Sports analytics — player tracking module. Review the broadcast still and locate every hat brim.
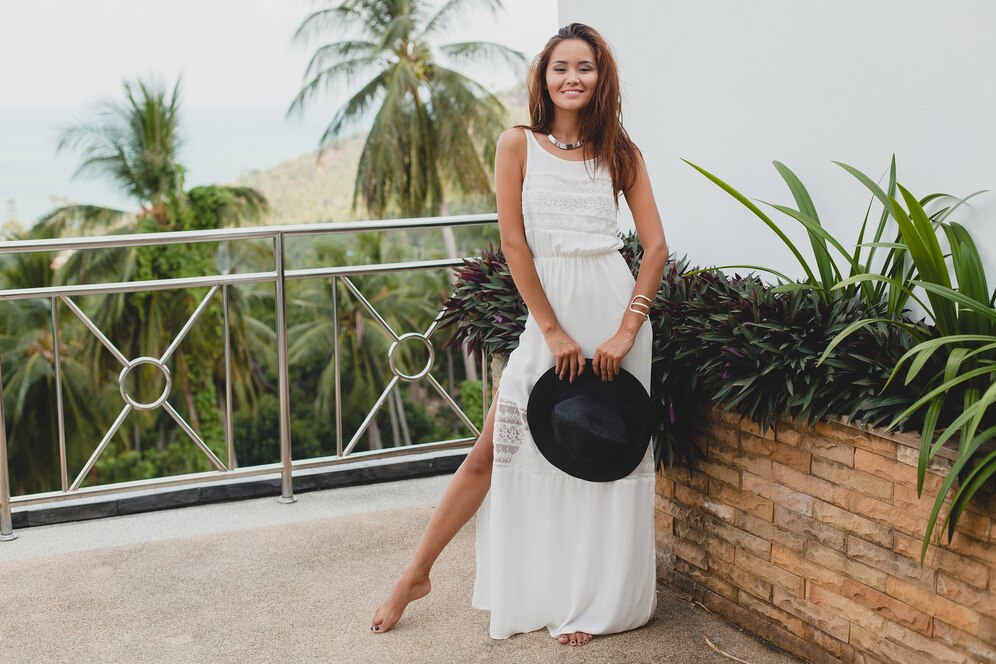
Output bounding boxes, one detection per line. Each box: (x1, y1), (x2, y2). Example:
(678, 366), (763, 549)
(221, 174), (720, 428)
(527, 359), (654, 482)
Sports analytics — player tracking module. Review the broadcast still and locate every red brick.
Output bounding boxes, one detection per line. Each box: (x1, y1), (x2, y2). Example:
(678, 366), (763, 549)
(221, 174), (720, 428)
(674, 556), (738, 603)
(886, 575), (982, 634)
(771, 461), (850, 509)
(675, 518), (734, 564)
(896, 442), (954, 475)
(711, 553), (772, 601)
(773, 504), (846, 550)
(743, 471), (814, 516)
(710, 478), (774, 521)
(702, 514), (771, 559)
(771, 543), (845, 587)
(882, 619), (970, 663)
(804, 540), (888, 591)
(812, 499), (893, 548)
(690, 571), (846, 664)
(949, 508), (992, 542)
(806, 583), (885, 632)
(892, 481), (950, 517)
(659, 496), (707, 530)
(846, 535), (935, 589)
(949, 531), (996, 568)
(848, 491), (929, 539)
(695, 458), (740, 487)
(893, 531), (989, 589)
(933, 618), (996, 663)
(854, 447), (923, 487)
(669, 465), (709, 493)
(740, 432), (812, 473)
(848, 623), (937, 664)
(656, 474), (675, 499)
(936, 571), (996, 619)
(738, 508), (808, 552)
(671, 535), (708, 570)
(812, 456), (894, 502)
(736, 589), (808, 638)
(816, 420), (898, 458)
(770, 585), (850, 641)
(674, 483), (707, 510)
(837, 577), (932, 635)
(654, 508), (673, 535)
(736, 546), (805, 596)
(777, 425), (855, 465)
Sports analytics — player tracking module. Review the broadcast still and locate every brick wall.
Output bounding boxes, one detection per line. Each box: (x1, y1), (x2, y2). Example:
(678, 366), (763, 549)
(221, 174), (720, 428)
(656, 405), (996, 664)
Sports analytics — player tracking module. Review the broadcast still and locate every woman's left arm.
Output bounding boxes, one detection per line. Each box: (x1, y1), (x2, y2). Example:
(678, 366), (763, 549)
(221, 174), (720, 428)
(593, 150), (670, 380)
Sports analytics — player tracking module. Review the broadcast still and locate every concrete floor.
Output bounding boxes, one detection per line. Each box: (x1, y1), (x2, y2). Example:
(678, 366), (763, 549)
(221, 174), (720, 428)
(0, 474), (801, 664)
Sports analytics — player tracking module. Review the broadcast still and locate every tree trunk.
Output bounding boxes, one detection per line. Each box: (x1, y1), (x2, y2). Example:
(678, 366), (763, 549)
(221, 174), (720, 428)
(182, 365), (203, 433)
(368, 416), (383, 450)
(387, 387), (400, 446)
(394, 387), (412, 446)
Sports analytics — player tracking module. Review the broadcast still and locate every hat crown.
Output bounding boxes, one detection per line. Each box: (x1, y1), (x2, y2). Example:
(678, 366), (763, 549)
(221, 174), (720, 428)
(526, 358), (654, 483)
(551, 394), (629, 462)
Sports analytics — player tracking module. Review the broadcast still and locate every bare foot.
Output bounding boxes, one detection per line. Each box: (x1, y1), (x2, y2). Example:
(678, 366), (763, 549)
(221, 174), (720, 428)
(557, 631), (593, 646)
(370, 569), (432, 633)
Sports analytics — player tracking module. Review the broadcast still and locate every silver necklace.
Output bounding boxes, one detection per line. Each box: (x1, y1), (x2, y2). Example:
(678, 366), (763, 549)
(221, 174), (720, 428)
(547, 132), (584, 150)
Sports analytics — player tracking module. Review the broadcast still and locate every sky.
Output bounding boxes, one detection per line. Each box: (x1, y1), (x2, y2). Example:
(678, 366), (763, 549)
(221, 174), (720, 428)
(0, 0), (557, 224)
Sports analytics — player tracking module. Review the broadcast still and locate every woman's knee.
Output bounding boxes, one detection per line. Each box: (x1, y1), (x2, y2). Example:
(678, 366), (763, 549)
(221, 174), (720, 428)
(465, 394), (498, 474)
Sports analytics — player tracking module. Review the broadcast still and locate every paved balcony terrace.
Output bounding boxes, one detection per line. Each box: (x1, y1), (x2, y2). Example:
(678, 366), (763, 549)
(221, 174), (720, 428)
(0, 465), (803, 664)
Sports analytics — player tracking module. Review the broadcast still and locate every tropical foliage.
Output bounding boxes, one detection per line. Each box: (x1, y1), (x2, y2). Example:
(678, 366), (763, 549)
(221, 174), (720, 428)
(289, 0), (526, 218)
(684, 157), (995, 561)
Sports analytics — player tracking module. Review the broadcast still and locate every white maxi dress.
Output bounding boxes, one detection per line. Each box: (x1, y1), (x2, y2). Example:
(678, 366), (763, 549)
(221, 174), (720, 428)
(471, 128), (658, 640)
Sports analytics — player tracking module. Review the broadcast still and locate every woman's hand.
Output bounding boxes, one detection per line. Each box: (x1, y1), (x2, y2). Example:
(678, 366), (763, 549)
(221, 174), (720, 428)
(593, 330), (636, 381)
(543, 327), (586, 383)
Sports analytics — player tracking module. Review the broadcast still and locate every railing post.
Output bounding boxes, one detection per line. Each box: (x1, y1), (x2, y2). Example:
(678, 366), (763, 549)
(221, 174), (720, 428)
(52, 296), (68, 491)
(223, 282), (236, 470)
(332, 276), (343, 458)
(275, 233), (296, 504)
(0, 349), (18, 541)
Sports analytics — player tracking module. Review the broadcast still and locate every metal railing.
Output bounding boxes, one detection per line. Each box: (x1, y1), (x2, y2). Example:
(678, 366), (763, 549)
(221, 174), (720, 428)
(0, 213), (499, 540)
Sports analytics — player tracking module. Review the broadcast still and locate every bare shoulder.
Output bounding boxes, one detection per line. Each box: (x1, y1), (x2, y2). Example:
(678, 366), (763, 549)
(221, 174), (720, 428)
(497, 127), (527, 155)
(496, 127), (527, 176)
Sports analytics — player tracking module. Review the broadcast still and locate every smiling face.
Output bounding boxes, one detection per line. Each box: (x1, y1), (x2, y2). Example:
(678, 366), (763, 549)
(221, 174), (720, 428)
(545, 38), (598, 112)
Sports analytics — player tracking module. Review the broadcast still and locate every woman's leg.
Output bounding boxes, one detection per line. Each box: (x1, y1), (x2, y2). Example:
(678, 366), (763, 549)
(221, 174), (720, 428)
(370, 390), (499, 633)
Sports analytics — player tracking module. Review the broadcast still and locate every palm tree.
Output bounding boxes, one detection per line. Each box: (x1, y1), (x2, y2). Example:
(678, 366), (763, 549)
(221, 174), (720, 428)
(288, 231), (457, 450)
(288, 0), (526, 382)
(0, 229), (109, 495)
(29, 77), (270, 475)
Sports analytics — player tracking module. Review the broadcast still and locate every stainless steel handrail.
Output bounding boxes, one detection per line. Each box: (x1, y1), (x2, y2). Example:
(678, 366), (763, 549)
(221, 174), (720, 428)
(0, 213), (499, 538)
(0, 214), (497, 254)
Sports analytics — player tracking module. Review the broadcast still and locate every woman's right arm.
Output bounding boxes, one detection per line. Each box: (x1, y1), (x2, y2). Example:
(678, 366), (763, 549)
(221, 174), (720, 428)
(494, 128), (586, 383)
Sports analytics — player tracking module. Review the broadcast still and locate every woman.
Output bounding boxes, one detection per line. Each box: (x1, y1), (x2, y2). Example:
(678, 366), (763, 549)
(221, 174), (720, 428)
(371, 22), (669, 648)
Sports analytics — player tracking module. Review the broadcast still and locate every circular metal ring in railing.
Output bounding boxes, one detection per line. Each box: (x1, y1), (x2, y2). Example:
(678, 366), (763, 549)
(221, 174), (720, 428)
(118, 356), (172, 411)
(388, 333), (434, 382)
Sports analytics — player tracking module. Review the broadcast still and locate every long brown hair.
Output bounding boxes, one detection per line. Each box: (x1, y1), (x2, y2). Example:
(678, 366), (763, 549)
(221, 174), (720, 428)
(515, 22), (640, 206)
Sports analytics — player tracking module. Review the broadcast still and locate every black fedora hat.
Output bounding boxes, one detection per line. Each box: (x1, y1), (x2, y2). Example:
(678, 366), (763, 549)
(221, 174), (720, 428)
(526, 358), (654, 482)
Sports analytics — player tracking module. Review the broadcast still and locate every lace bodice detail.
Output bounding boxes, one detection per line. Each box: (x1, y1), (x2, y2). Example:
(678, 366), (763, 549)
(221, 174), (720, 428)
(520, 128), (623, 257)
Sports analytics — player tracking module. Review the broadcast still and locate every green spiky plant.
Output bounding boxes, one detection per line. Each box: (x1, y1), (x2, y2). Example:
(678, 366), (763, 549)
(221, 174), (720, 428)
(685, 156), (995, 562)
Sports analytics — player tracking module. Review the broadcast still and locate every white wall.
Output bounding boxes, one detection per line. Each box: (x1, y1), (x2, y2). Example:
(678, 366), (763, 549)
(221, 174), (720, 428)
(559, 0), (996, 321)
